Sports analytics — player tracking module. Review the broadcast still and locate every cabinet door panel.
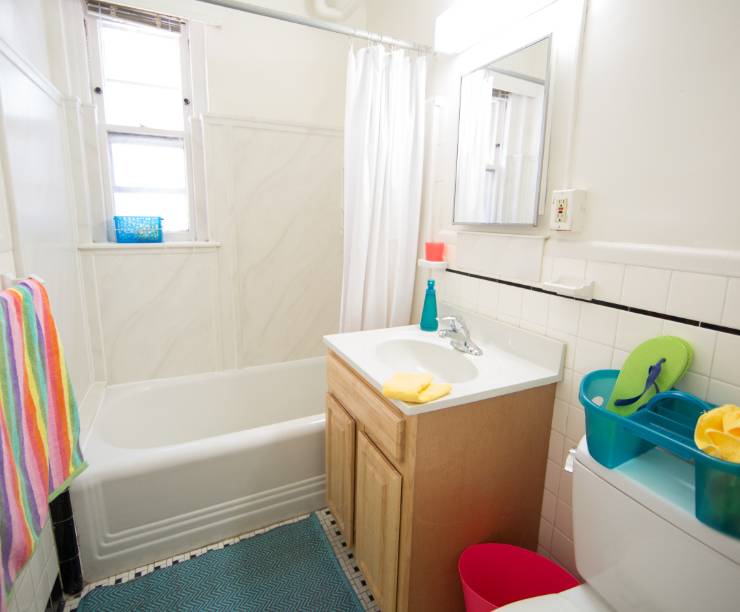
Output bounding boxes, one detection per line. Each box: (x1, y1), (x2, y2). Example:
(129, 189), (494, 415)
(326, 393), (356, 546)
(355, 432), (402, 612)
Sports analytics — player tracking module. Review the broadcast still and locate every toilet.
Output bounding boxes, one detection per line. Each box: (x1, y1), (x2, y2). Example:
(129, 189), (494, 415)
(501, 437), (740, 611)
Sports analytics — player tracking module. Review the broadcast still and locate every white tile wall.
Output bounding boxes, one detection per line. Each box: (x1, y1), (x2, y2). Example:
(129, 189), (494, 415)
(521, 291), (549, 334)
(722, 279), (740, 329)
(86, 249), (222, 385)
(552, 257), (586, 281)
(80, 117), (344, 386)
(454, 233), (546, 283)
(542, 256), (739, 329)
(584, 261), (624, 302)
(615, 311), (662, 352)
(438, 270), (740, 576)
(620, 266), (672, 313)
(578, 303), (618, 346)
(219, 122), (343, 369)
(667, 272), (727, 323)
(7, 521), (58, 612)
(711, 333), (740, 388)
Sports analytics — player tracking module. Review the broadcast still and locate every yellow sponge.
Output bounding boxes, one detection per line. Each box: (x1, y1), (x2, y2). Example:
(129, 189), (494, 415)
(382, 372), (451, 404)
(416, 383), (452, 403)
(382, 372), (433, 402)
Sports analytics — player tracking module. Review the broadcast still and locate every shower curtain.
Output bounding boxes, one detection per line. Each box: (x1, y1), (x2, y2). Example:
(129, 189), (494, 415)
(340, 45), (426, 332)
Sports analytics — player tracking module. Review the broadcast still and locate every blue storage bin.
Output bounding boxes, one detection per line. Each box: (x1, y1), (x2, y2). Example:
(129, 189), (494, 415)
(579, 369), (740, 538)
(579, 370), (653, 468)
(114, 216), (163, 243)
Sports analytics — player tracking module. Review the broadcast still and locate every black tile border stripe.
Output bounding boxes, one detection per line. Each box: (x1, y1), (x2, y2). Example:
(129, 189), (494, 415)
(446, 267), (740, 337)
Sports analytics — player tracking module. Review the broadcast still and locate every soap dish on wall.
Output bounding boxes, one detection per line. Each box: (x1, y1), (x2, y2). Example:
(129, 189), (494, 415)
(542, 276), (594, 300)
(417, 259), (448, 271)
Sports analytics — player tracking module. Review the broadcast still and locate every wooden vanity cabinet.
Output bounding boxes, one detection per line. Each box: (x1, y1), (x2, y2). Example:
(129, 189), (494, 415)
(325, 351), (556, 612)
(325, 394), (356, 546)
(354, 432), (403, 609)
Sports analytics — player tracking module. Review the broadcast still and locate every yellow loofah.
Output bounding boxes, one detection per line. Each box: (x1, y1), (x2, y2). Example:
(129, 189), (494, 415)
(694, 404), (740, 463)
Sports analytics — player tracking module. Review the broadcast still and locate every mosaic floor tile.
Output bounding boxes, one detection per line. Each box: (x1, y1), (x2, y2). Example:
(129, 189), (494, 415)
(64, 509), (379, 611)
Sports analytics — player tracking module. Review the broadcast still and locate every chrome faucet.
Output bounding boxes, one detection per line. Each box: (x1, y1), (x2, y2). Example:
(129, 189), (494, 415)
(437, 316), (483, 356)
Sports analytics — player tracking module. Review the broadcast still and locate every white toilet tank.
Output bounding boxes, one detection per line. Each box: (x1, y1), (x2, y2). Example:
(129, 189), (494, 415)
(573, 437), (740, 612)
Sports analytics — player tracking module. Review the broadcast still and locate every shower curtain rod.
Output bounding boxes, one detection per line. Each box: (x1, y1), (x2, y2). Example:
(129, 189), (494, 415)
(194, 0), (433, 53)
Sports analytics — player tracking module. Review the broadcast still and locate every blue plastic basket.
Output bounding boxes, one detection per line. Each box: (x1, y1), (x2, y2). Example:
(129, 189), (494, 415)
(579, 369), (740, 538)
(114, 216), (163, 243)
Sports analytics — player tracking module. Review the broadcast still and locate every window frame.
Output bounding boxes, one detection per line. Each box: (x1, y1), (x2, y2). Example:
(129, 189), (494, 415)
(85, 10), (199, 242)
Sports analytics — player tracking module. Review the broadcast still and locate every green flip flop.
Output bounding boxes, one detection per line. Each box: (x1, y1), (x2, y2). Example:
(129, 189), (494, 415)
(607, 335), (693, 416)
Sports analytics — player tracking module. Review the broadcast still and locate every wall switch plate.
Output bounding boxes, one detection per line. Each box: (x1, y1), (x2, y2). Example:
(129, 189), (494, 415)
(550, 189), (586, 231)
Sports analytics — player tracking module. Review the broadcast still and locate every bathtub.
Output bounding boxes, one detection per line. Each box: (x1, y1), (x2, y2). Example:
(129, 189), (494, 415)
(71, 357), (327, 582)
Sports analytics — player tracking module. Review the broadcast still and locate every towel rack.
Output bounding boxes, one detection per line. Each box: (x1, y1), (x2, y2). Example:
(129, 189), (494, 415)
(1, 272), (45, 290)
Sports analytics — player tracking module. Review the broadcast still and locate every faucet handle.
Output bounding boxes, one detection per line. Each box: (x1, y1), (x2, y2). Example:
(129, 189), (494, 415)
(437, 315), (465, 332)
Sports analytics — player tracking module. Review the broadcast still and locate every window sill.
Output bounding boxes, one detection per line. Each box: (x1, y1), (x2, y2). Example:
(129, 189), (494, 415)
(78, 241), (221, 253)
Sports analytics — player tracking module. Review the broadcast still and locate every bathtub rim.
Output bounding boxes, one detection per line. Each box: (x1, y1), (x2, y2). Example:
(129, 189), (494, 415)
(81, 355), (327, 452)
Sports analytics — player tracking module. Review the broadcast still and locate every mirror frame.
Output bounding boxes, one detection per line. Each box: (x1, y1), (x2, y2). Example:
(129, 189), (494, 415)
(452, 35), (553, 227)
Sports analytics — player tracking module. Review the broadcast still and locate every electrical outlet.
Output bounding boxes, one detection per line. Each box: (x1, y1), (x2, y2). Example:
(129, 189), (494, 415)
(550, 189), (586, 231)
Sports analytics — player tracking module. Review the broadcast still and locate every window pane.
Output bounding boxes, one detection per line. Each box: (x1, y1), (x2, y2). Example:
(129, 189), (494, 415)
(114, 192), (189, 233)
(100, 23), (182, 87)
(109, 134), (189, 233)
(104, 81), (184, 130)
(99, 21), (184, 129)
(109, 135), (187, 190)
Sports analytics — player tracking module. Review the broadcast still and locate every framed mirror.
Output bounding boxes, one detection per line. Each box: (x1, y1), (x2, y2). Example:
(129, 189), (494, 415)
(453, 36), (551, 226)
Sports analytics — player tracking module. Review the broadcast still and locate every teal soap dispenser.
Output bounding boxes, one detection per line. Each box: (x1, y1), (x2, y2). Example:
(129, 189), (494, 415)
(420, 279), (438, 331)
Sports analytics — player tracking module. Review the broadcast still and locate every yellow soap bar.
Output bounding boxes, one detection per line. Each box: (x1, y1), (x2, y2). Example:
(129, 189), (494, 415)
(382, 372), (433, 403)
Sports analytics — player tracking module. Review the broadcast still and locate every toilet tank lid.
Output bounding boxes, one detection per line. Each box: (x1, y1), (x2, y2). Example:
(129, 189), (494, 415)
(575, 437), (740, 565)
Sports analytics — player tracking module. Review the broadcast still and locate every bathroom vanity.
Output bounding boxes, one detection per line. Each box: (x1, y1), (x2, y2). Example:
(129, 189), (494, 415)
(324, 310), (564, 612)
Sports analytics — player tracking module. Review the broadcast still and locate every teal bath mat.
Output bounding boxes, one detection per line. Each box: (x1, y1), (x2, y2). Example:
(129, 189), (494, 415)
(77, 514), (363, 611)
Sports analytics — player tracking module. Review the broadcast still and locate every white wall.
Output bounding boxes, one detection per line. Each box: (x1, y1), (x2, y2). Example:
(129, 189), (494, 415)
(67, 0), (356, 384)
(125, 0), (364, 126)
(0, 0), (96, 608)
(427, 0), (740, 302)
(0, 0), (95, 410)
(0, 55), (93, 397)
(365, 0), (453, 47)
(422, 0), (740, 576)
(205, 117), (342, 370)
(570, 0), (740, 250)
(0, 1), (51, 79)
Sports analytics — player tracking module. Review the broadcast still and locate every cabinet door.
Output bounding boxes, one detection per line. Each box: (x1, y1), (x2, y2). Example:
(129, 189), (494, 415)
(355, 432), (402, 612)
(326, 393), (356, 546)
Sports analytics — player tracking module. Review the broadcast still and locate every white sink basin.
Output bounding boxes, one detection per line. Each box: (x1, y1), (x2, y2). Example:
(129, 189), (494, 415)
(375, 339), (478, 383)
(324, 306), (565, 415)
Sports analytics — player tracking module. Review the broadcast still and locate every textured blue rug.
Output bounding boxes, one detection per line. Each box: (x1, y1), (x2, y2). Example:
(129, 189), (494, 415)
(77, 514), (363, 611)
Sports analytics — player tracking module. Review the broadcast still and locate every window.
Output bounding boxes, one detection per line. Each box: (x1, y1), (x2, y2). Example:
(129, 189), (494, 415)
(86, 2), (197, 240)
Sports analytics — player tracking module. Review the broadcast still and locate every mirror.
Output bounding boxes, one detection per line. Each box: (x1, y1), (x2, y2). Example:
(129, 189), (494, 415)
(453, 37), (551, 226)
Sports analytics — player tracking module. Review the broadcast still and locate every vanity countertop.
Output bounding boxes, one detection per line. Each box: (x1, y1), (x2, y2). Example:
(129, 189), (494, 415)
(324, 306), (564, 416)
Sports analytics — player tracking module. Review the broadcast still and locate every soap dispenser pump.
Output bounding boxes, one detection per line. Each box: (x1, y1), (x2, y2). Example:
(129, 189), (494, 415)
(420, 279), (438, 332)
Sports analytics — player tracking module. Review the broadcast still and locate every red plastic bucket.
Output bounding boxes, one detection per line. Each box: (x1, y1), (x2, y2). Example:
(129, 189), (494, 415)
(458, 544), (580, 611)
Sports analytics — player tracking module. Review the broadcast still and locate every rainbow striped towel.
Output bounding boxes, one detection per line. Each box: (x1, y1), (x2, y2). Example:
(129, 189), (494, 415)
(0, 278), (86, 610)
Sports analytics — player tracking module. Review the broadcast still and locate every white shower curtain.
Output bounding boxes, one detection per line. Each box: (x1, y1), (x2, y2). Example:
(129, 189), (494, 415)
(340, 46), (426, 332)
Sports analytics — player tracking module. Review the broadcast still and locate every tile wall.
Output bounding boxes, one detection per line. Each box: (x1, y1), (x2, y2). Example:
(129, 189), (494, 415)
(78, 116), (343, 385)
(437, 264), (740, 576)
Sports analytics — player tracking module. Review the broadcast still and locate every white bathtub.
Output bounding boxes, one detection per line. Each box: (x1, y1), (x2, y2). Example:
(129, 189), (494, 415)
(71, 357), (327, 582)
